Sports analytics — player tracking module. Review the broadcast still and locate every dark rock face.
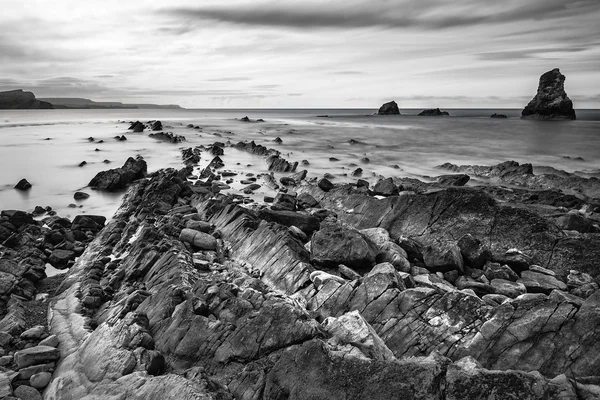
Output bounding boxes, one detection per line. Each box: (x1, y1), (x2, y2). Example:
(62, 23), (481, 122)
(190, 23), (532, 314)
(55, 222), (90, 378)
(0, 90), (53, 109)
(521, 68), (576, 120)
(88, 156), (147, 191)
(14, 179), (32, 191)
(310, 222), (378, 271)
(377, 101), (400, 115)
(418, 108), (449, 116)
(37, 167), (600, 399)
(490, 113), (508, 118)
(149, 132), (186, 143)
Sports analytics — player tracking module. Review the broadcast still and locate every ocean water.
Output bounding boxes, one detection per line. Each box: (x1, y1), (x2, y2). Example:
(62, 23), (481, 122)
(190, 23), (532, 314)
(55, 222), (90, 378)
(1, 108), (599, 220)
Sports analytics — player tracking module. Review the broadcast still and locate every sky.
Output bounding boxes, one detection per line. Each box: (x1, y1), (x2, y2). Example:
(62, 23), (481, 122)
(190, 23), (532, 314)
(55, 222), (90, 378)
(0, 0), (599, 108)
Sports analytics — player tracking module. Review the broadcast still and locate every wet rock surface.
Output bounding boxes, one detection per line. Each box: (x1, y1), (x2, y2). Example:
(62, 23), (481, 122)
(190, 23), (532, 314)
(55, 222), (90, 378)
(3, 144), (600, 398)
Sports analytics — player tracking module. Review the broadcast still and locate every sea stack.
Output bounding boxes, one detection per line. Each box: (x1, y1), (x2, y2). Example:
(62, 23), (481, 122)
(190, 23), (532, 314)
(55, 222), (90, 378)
(521, 68), (576, 120)
(378, 101), (400, 115)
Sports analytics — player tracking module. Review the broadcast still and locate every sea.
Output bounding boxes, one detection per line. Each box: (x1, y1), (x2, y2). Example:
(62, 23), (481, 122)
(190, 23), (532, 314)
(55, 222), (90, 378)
(1, 108), (599, 221)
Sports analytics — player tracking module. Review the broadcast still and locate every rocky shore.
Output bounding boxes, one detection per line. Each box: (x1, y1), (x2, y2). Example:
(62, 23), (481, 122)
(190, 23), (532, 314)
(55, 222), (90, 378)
(1, 136), (600, 399)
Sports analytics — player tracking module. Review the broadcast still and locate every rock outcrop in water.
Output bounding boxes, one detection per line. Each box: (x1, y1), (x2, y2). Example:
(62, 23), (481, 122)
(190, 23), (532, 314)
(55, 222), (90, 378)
(377, 101), (400, 115)
(88, 156), (147, 191)
(521, 68), (576, 120)
(418, 108), (449, 116)
(0, 90), (53, 109)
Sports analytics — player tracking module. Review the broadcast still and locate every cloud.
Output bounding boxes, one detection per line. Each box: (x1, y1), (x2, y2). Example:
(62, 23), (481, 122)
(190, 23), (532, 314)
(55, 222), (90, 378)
(163, 0), (600, 31)
(206, 77), (253, 82)
(477, 46), (589, 61)
(330, 71), (364, 75)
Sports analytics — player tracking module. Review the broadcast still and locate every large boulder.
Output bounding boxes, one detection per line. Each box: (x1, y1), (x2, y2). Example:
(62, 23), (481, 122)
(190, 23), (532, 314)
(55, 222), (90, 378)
(377, 101), (400, 115)
(418, 108), (449, 116)
(88, 156), (147, 191)
(14, 346), (60, 368)
(311, 222), (378, 271)
(521, 68), (576, 120)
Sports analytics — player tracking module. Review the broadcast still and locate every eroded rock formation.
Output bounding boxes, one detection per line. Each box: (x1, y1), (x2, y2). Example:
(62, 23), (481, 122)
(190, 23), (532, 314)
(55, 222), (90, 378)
(522, 68), (576, 120)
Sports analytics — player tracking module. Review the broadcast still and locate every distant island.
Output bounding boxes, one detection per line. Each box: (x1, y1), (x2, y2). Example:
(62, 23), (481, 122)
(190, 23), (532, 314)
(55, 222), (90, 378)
(40, 97), (183, 110)
(0, 89), (183, 110)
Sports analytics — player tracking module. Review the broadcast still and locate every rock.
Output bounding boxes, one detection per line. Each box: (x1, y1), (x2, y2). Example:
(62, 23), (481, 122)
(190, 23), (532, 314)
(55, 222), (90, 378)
(30, 371), (52, 389)
(423, 241), (464, 272)
(151, 121), (163, 131)
(338, 264), (361, 280)
(490, 113), (508, 118)
(322, 310), (396, 361)
(490, 279), (527, 298)
(549, 289), (584, 307)
(272, 192), (297, 212)
(20, 325), (45, 340)
(0, 89), (53, 109)
(48, 249), (75, 269)
(185, 220), (212, 233)
(13, 385), (42, 400)
(88, 156), (147, 191)
(318, 178), (335, 192)
(457, 234), (491, 269)
(377, 101), (400, 115)
(483, 262), (518, 282)
(529, 264), (556, 276)
(556, 212), (596, 233)
(372, 177), (398, 196)
(14, 345), (60, 368)
(518, 270), (568, 294)
(73, 191), (89, 200)
(179, 228), (217, 250)
(310, 222), (378, 271)
(129, 121), (145, 132)
(149, 132), (186, 143)
(38, 335), (58, 348)
(351, 168), (363, 177)
(418, 108), (449, 116)
(257, 209), (320, 235)
(297, 193), (319, 209)
(521, 68), (576, 120)
(14, 179), (32, 190)
(567, 270), (594, 288)
(437, 174), (470, 186)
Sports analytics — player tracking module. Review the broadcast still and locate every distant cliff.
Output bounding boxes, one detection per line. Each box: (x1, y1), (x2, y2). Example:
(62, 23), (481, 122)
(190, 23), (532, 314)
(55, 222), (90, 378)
(40, 97), (183, 110)
(0, 90), (53, 109)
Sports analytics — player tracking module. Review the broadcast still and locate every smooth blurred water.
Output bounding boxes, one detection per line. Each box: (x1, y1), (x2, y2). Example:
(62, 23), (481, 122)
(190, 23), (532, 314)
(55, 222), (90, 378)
(1, 108), (599, 219)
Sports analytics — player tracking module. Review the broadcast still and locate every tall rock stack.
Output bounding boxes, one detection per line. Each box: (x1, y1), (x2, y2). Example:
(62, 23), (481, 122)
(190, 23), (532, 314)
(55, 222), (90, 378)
(521, 68), (576, 120)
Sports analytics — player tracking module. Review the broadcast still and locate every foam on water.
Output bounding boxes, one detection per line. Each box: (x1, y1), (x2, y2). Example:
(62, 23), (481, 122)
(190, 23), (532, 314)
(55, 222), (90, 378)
(1, 108), (599, 221)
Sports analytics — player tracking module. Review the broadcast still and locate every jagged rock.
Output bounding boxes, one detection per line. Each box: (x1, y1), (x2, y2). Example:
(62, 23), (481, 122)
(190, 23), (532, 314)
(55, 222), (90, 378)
(272, 192), (297, 211)
(0, 89), (53, 109)
(129, 121), (145, 132)
(14, 346), (60, 368)
(266, 154), (297, 172)
(418, 108), (449, 116)
(310, 222), (378, 271)
(149, 132), (186, 143)
(14, 178), (32, 191)
(322, 310), (396, 361)
(39, 335), (59, 348)
(490, 113), (508, 118)
(297, 193), (319, 209)
(88, 156), (147, 191)
(151, 120), (163, 131)
(457, 234), (492, 269)
(372, 177), (398, 196)
(556, 212), (596, 233)
(567, 270), (594, 288)
(483, 262), (519, 282)
(423, 241), (464, 272)
(257, 209), (320, 235)
(490, 279), (527, 298)
(518, 270), (568, 294)
(437, 174), (470, 186)
(522, 68), (576, 120)
(338, 264), (361, 280)
(179, 228), (217, 250)
(377, 101), (400, 115)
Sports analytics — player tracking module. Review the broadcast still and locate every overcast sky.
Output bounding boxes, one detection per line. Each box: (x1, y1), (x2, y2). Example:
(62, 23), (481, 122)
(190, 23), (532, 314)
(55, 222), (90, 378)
(1, 0), (599, 108)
